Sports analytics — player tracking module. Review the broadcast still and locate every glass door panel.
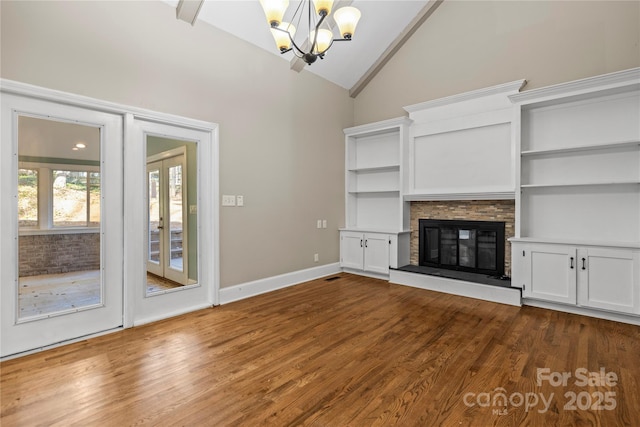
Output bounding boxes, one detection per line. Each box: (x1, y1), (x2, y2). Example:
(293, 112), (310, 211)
(147, 163), (163, 277)
(145, 141), (193, 293)
(18, 116), (102, 320)
(168, 163), (184, 274)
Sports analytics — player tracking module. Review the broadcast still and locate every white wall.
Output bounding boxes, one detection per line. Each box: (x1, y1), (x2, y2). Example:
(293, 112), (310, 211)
(0, 0), (354, 288)
(354, 0), (640, 124)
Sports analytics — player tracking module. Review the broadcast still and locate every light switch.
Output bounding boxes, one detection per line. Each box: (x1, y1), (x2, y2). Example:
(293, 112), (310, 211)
(322, 220), (327, 228)
(222, 195), (236, 206)
(317, 220), (322, 229)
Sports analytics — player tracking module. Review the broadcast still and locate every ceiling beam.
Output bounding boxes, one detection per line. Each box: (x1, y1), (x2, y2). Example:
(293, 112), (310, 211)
(176, 0), (204, 26)
(349, 0), (444, 98)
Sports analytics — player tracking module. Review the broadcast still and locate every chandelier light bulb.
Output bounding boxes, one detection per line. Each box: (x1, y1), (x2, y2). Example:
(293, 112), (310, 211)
(259, 0), (289, 27)
(270, 22), (296, 51)
(312, 0), (334, 16)
(334, 6), (361, 39)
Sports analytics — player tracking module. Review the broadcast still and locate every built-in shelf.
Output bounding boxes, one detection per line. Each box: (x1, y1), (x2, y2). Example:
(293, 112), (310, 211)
(521, 180), (640, 189)
(348, 190), (400, 195)
(348, 165), (400, 173)
(521, 139), (640, 156)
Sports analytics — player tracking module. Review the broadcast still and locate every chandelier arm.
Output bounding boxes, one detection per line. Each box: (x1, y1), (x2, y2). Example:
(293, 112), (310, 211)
(309, 11), (328, 54)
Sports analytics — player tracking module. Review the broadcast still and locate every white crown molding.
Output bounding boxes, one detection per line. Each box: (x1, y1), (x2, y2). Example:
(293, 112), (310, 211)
(344, 116), (412, 136)
(404, 79), (527, 114)
(509, 67), (640, 105)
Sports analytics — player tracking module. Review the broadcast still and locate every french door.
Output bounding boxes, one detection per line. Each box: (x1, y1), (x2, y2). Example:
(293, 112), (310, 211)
(126, 117), (216, 326)
(1, 93), (123, 358)
(1, 80), (219, 357)
(147, 152), (189, 285)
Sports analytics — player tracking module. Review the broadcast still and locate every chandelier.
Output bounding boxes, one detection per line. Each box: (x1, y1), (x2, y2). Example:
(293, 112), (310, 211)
(259, 0), (362, 65)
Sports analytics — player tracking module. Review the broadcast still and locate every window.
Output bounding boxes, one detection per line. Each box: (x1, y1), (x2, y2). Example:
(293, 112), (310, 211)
(18, 165), (100, 231)
(52, 170), (101, 227)
(18, 168), (38, 228)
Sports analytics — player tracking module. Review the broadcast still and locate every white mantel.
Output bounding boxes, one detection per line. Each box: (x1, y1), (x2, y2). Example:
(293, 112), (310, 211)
(403, 79), (526, 201)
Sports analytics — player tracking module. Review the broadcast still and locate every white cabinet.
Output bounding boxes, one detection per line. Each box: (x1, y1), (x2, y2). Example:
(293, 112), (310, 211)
(512, 241), (640, 315)
(514, 243), (577, 305)
(578, 247), (640, 314)
(340, 231), (390, 276)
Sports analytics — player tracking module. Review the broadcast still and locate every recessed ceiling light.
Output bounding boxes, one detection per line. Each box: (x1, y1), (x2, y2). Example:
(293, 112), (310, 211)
(75, 143), (86, 149)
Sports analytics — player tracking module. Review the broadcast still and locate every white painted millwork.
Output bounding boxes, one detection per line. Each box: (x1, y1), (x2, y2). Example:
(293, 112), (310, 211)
(510, 67), (640, 319)
(340, 231), (392, 276)
(341, 117), (411, 278)
(513, 241), (640, 315)
(578, 247), (640, 315)
(404, 79), (526, 201)
(513, 243), (577, 305)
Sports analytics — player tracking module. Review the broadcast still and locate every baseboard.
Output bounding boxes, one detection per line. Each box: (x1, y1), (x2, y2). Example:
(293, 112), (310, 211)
(219, 262), (342, 305)
(133, 302), (213, 327)
(389, 269), (522, 307)
(523, 299), (640, 326)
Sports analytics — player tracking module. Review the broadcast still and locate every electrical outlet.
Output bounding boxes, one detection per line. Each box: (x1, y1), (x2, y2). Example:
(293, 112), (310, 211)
(314, 253), (319, 262)
(236, 195), (244, 206)
(317, 220), (322, 229)
(322, 220), (327, 228)
(189, 205), (197, 214)
(222, 195), (236, 206)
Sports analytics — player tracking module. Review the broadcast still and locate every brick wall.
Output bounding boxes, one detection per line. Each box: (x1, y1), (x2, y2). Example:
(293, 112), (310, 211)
(19, 233), (100, 277)
(410, 200), (515, 276)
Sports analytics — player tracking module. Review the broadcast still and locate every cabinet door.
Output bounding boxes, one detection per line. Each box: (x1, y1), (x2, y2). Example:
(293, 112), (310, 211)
(363, 233), (390, 275)
(527, 244), (577, 304)
(577, 248), (640, 314)
(511, 243), (529, 290)
(340, 231), (364, 270)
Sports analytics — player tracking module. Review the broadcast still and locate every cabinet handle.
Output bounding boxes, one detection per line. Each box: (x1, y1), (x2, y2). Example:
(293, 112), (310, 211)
(570, 257), (574, 269)
(365, 239), (368, 248)
(582, 258), (586, 270)
(360, 239), (363, 248)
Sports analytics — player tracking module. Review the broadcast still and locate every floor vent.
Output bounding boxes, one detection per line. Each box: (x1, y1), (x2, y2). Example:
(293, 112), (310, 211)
(325, 276), (341, 282)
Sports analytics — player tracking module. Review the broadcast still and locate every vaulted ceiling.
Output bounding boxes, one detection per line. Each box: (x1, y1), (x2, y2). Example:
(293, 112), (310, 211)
(165, 0), (442, 97)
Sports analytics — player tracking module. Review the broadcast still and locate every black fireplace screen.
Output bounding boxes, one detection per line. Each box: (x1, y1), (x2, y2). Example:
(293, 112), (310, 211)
(419, 219), (505, 276)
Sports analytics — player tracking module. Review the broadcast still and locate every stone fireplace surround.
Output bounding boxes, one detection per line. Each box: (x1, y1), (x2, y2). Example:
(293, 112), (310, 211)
(410, 200), (515, 277)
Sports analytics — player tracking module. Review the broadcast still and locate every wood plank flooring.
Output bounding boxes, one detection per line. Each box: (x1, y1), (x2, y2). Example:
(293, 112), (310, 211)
(2, 273), (639, 426)
(18, 271), (183, 318)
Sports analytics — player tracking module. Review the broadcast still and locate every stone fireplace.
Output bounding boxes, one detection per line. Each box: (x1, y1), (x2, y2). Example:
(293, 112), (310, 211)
(410, 200), (515, 277)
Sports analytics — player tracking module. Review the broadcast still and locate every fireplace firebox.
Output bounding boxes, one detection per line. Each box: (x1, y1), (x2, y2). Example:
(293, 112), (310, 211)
(419, 219), (505, 277)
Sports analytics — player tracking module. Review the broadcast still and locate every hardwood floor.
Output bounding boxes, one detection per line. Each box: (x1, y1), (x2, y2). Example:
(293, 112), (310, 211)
(18, 270), (101, 318)
(18, 271), (184, 318)
(2, 273), (639, 426)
